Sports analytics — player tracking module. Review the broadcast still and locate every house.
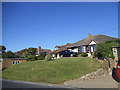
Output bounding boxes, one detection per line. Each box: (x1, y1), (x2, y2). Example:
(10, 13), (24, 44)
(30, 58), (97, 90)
(2, 58), (27, 70)
(36, 46), (52, 56)
(54, 34), (118, 58)
(52, 43), (74, 58)
(54, 43), (73, 53)
(67, 34), (118, 57)
(15, 46), (52, 57)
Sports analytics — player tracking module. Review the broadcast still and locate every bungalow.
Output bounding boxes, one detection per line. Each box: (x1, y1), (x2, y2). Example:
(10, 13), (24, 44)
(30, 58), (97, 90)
(53, 43), (74, 58)
(54, 34), (118, 58)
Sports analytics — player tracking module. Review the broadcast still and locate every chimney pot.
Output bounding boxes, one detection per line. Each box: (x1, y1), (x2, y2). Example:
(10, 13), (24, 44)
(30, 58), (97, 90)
(88, 33), (92, 37)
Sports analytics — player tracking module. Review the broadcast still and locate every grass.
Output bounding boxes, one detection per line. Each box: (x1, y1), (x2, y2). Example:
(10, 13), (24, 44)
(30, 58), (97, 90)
(2, 57), (100, 84)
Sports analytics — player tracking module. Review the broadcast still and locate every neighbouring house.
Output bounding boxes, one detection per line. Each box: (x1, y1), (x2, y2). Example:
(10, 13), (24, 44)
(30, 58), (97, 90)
(54, 34), (119, 58)
(52, 43), (75, 58)
(54, 43), (73, 52)
(15, 46), (52, 57)
(36, 46), (52, 56)
(2, 58), (27, 70)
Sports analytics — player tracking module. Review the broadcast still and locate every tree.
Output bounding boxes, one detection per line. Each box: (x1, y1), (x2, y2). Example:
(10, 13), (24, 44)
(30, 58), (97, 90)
(21, 52), (31, 58)
(27, 48), (36, 55)
(26, 55), (36, 61)
(15, 49), (27, 58)
(15, 48), (36, 58)
(94, 39), (120, 59)
(2, 51), (15, 58)
(0, 45), (6, 52)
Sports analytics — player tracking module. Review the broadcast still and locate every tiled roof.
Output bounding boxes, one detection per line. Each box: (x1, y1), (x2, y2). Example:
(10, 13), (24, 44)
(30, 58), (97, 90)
(67, 34), (118, 48)
(53, 43), (73, 53)
(42, 49), (52, 53)
(55, 43), (72, 48)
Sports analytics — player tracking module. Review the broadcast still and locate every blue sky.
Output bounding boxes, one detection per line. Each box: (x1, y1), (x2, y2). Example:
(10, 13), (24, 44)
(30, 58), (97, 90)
(2, 2), (118, 52)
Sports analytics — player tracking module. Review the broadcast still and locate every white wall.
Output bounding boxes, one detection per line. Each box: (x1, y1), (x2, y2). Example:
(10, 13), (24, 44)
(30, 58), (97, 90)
(89, 41), (97, 45)
(68, 48), (78, 52)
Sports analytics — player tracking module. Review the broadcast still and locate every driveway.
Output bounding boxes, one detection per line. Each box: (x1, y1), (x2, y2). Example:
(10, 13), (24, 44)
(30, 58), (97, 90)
(64, 75), (118, 88)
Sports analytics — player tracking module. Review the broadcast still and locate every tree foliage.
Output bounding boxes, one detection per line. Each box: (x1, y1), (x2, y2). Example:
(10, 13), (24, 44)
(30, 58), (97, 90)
(26, 55), (36, 61)
(26, 48), (36, 55)
(36, 53), (46, 60)
(0, 45), (6, 52)
(94, 39), (120, 59)
(16, 48), (36, 58)
(2, 51), (15, 58)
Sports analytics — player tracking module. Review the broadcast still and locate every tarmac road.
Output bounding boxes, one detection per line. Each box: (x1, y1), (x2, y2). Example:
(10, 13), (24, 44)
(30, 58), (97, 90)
(1, 79), (82, 90)
(1, 78), (119, 90)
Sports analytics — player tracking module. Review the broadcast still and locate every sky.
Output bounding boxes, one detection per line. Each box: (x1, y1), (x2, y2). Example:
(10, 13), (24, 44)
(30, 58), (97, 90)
(2, 2), (118, 52)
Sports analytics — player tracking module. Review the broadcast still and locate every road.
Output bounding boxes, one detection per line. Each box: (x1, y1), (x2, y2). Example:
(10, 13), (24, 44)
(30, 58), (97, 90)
(1, 79), (82, 90)
(1, 76), (119, 90)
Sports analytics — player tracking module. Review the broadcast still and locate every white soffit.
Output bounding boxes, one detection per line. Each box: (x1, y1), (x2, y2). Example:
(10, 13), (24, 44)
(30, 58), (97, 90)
(89, 41), (97, 45)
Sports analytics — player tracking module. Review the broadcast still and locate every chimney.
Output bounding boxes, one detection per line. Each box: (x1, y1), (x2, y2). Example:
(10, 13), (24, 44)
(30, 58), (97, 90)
(88, 33), (92, 37)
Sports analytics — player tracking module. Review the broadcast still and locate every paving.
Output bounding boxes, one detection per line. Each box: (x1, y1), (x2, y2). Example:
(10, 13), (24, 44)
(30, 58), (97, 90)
(64, 75), (119, 88)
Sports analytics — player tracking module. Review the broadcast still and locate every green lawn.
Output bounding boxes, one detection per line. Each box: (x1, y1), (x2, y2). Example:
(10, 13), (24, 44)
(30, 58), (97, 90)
(2, 57), (100, 84)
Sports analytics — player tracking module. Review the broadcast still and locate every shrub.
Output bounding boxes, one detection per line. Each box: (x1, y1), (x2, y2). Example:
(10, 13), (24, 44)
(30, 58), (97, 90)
(45, 54), (53, 61)
(77, 54), (81, 57)
(94, 39), (120, 59)
(81, 52), (88, 57)
(36, 55), (45, 60)
(35, 52), (46, 60)
(26, 55), (36, 61)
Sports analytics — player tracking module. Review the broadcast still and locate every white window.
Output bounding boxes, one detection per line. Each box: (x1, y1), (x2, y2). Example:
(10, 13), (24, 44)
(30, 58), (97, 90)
(82, 46), (86, 52)
(91, 46), (94, 52)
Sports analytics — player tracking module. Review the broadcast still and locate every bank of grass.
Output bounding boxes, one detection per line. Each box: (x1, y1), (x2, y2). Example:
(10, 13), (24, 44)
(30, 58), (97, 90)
(2, 57), (100, 84)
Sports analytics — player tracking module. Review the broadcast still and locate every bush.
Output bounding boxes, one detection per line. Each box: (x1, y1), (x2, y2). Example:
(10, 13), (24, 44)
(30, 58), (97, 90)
(2, 51), (15, 58)
(77, 54), (81, 57)
(45, 54), (53, 61)
(94, 39), (120, 59)
(26, 55), (36, 61)
(36, 55), (45, 60)
(35, 53), (46, 60)
(81, 52), (88, 57)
